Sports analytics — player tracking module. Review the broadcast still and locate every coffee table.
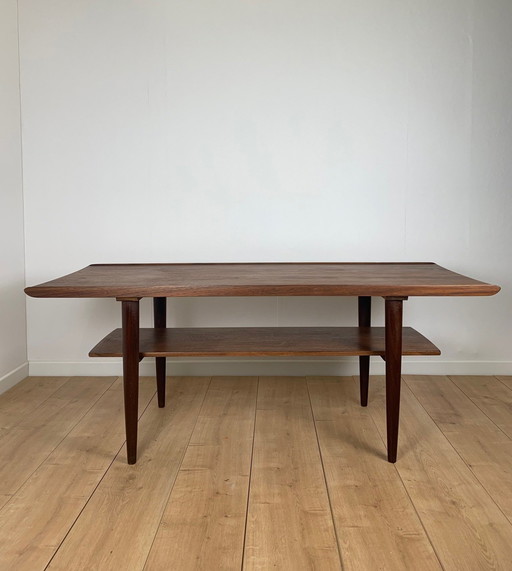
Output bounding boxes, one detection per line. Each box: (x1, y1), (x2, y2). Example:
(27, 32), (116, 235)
(25, 263), (500, 464)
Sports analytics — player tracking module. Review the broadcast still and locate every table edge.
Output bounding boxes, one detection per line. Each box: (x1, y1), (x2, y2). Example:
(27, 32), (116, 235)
(25, 283), (501, 298)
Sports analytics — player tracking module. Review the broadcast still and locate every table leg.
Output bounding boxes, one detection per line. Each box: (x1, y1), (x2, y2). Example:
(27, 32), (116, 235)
(385, 297), (405, 463)
(153, 297), (167, 408)
(122, 299), (140, 464)
(358, 296), (371, 406)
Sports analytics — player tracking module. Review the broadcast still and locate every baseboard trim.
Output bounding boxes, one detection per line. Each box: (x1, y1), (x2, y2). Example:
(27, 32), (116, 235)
(28, 358), (512, 377)
(0, 362), (30, 395)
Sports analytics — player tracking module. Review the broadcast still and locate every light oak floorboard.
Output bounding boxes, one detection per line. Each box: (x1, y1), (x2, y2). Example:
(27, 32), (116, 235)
(243, 377), (341, 570)
(450, 375), (512, 438)
(0, 495), (11, 511)
(0, 377), (156, 571)
(2, 375), (512, 570)
(308, 376), (441, 570)
(0, 377), (116, 497)
(369, 375), (512, 570)
(144, 377), (258, 571)
(0, 376), (70, 429)
(46, 377), (210, 571)
(497, 376), (512, 390)
(405, 375), (512, 522)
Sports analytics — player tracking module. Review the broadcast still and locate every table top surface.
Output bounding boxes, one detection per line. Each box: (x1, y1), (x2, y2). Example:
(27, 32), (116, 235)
(25, 262), (500, 298)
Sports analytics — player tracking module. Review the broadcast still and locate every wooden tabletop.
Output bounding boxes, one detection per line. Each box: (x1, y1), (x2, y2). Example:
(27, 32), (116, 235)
(24, 263), (500, 298)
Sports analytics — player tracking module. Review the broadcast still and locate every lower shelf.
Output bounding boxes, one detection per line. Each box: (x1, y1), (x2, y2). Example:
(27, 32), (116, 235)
(89, 327), (440, 358)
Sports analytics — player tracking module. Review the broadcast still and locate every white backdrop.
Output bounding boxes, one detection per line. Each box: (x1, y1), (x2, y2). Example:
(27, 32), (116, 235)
(0, 0), (27, 390)
(18, 0), (512, 376)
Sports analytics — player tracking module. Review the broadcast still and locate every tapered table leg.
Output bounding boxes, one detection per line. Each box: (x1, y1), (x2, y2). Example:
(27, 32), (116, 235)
(121, 299), (140, 464)
(153, 297), (167, 408)
(358, 296), (371, 406)
(385, 297), (405, 463)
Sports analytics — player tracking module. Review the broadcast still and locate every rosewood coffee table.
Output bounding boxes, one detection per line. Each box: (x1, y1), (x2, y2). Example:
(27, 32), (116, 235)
(25, 262), (500, 464)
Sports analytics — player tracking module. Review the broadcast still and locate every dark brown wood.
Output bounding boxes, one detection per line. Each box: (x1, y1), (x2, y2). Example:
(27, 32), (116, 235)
(122, 300), (140, 465)
(89, 326), (439, 358)
(153, 297), (167, 408)
(358, 296), (371, 406)
(385, 298), (404, 463)
(24, 262), (500, 466)
(24, 262), (501, 298)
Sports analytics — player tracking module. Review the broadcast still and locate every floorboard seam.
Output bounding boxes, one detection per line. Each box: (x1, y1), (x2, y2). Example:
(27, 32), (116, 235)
(495, 376), (512, 393)
(240, 377), (260, 571)
(406, 377), (512, 528)
(43, 383), (157, 571)
(140, 376), (213, 571)
(367, 376), (446, 571)
(306, 376), (345, 571)
(447, 375), (512, 440)
(0, 376), (72, 431)
(0, 376), (118, 515)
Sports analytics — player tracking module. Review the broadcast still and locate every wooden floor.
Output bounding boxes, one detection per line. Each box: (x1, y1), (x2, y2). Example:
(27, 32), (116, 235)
(1, 375), (512, 570)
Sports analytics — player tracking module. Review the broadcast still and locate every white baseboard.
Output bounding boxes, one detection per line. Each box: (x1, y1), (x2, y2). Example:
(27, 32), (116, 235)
(0, 362), (30, 395)
(28, 358), (512, 377)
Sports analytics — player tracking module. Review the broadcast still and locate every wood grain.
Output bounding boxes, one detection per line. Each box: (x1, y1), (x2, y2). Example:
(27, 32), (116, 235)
(308, 376), (441, 570)
(243, 377), (341, 570)
(0, 377), (116, 497)
(405, 375), (512, 522)
(0, 495), (10, 512)
(145, 377), (257, 570)
(369, 375), (512, 570)
(46, 377), (210, 571)
(450, 375), (512, 438)
(24, 262), (500, 298)
(0, 377), (156, 571)
(2, 375), (512, 569)
(0, 376), (70, 429)
(497, 376), (512, 390)
(89, 326), (441, 358)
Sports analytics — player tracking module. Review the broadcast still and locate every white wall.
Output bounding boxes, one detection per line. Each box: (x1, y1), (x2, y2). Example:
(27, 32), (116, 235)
(0, 0), (28, 390)
(19, 0), (512, 376)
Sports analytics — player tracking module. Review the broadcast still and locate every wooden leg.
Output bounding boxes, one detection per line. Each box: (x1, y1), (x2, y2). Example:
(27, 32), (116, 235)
(153, 297), (167, 408)
(385, 297), (404, 463)
(122, 299), (140, 465)
(358, 296), (371, 406)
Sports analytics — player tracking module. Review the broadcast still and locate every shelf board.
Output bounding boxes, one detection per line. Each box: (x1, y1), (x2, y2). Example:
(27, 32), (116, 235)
(89, 327), (440, 358)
